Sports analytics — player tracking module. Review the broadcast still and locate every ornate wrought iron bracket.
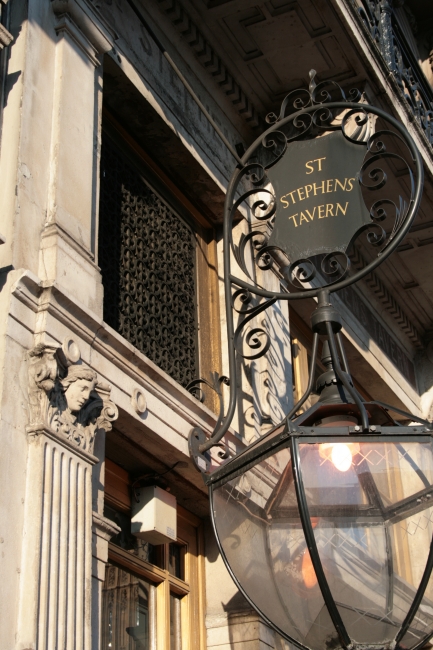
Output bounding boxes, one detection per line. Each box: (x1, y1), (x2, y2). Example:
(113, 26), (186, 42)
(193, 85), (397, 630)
(188, 71), (424, 469)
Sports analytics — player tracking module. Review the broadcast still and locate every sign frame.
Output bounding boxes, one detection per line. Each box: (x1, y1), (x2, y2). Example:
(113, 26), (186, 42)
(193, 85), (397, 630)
(190, 74), (423, 452)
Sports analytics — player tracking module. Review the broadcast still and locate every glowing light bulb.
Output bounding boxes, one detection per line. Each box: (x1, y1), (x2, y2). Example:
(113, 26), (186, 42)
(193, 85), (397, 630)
(302, 551), (317, 588)
(318, 442), (359, 472)
(331, 444), (353, 472)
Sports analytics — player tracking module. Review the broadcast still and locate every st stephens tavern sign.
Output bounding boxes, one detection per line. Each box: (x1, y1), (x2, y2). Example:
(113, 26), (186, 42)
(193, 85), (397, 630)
(267, 131), (371, 260)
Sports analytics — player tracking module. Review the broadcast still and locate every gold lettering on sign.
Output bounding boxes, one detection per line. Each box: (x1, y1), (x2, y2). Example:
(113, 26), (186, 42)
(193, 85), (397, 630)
(280, 153), (356, 228)
(305, 158), (326, 174)
(288, 202), (350, 226)
(313, 181), (325, 196)
(280, 177), (356, 207)
(336, 202), (349, 215)
(335, 178), (347, 191)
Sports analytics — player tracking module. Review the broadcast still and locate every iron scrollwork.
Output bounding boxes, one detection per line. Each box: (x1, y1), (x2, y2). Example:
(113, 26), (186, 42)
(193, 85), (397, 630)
(187, 373), (231, 466)
(230, 75), (420, 297)
(187, 372), (230, 434)
(99, 136), (198, 388)
(189, 71), (423, 460)
(355, 0), (433, 147)
(218, 75), (421, 421)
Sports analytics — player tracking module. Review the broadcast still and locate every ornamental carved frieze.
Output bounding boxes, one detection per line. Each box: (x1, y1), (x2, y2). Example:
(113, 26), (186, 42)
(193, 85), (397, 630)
(27, 339), (118, 454)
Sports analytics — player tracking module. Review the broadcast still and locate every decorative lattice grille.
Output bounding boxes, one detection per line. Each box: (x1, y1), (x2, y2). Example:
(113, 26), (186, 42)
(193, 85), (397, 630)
(98, 135), (198, 387)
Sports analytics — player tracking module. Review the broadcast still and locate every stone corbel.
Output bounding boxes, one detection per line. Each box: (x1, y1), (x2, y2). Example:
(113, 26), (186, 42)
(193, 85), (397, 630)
(51, 0), (117, 59)
(27, 337), (118, 455)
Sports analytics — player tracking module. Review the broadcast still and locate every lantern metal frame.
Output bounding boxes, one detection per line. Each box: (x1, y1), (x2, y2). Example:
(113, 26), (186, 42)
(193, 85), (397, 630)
(205, 403), (433, 650)
(187, 72), (431, 650)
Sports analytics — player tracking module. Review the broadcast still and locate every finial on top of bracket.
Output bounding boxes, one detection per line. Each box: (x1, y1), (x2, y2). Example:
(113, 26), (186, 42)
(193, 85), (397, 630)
(309, 69), (317, 93)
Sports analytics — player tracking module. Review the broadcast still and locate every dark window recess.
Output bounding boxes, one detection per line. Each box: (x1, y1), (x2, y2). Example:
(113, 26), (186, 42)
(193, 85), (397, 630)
(99, 136), (198, 387)
(104, 504), (161, 567)
(168, 543), (184, 580)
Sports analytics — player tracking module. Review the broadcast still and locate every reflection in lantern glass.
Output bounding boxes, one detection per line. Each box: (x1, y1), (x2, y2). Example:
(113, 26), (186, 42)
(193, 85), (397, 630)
(212, 440), (433, 649)
(301, 550), (318, 588)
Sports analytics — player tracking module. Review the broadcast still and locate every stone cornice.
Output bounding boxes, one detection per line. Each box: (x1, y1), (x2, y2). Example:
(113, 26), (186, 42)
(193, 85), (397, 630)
(349, 246), (423, 350)
(11, 271), (224, 440)
(51, 0), (117, 54)
(41, 221), (97, 265)
(156, 0), (261, 128)
(54, 13), (101, 66)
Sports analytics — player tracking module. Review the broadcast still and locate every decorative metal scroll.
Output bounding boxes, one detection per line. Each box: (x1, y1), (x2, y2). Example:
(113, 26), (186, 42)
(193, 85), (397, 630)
(231, 73), (422, 297)
(187, 372), (230, 435)
(355, 0), (433, 147)
(191, 71), (423, 455)
(99, 136), (198, 388)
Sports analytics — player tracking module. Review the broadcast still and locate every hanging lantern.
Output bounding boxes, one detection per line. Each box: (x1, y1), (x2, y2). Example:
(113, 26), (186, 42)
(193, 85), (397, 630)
(206, 396), (433, 650)
(195, 297), (433, 650)
(187, 72), (429, 650)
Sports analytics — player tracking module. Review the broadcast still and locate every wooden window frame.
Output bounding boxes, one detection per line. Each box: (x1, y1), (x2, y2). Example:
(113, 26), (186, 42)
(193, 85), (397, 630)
(104, 459), (206, 650)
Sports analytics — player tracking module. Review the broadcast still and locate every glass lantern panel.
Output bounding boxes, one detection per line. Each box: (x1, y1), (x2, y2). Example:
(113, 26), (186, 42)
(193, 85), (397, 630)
(398, 629), (433, 650)
(393, 508), (433, 650)
(212, 447), (340, 650)
(300, 440), (433, 646)
(398, 615), (433, 650)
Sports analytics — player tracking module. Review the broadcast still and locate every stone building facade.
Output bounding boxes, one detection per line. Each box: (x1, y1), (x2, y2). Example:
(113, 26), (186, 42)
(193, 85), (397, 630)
(1, 0), (433, 649)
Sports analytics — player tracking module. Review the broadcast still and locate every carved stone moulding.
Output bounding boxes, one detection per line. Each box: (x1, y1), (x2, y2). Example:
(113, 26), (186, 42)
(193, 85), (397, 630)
(26, 424), (100, 465)
(131, 387), (147, 415)
(51, 0), (117, 55)
(27, 337), (118, 456)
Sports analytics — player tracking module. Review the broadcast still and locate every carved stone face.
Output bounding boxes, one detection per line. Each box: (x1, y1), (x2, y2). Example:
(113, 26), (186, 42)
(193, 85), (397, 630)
(65, 378), (94, 412)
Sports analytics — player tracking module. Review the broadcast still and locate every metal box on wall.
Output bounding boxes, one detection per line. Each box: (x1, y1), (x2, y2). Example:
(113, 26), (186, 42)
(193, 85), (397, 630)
(131, 485), (177, 544)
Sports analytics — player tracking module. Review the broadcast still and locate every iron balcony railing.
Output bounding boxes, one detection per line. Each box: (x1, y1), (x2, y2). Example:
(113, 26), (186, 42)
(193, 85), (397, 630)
(354, 0), (433, 147)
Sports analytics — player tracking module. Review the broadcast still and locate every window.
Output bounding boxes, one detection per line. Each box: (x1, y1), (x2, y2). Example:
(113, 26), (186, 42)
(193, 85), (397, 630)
(97, 112), (222, 394)
(102, 564), (156, 650)
(102, 460), (205, 650)
(98, 132), (197, 387)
